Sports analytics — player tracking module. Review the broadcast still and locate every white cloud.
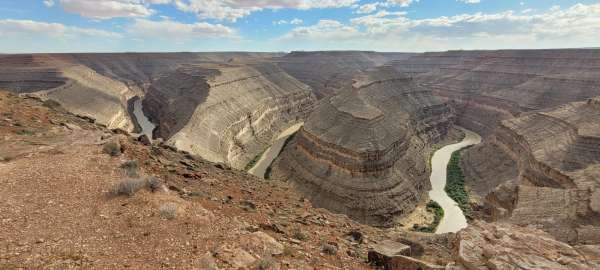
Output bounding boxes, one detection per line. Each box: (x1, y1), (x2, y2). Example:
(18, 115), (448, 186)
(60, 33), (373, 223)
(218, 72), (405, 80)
(0, 19), (121, 38)
(173, 0), (357, 22)
(385, 0), (416, 7)
(127, 18), (236, 39)
(457, 0), (480, 4)
(277, 3), (600, 51)
(356, 3), (378, 14)
(274, 18), (304, 25)
(56, 0), (170, 19)
(279, 19), (362, 41)
(43, 0), (55, 7)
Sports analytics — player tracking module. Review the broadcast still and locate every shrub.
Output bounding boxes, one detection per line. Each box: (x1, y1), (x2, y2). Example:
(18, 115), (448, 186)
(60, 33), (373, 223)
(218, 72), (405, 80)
(321, 243), (337, 255)
(113, 178), (146, 196)
(445, 150), (471, 215)
(103, 142), (121, 156)
(292, 229), (308, 241)
(146, 176), (161, 192)
(257, 256), (273, 270)
(159, 203), (178, 220)
(120, 160), (139, 177)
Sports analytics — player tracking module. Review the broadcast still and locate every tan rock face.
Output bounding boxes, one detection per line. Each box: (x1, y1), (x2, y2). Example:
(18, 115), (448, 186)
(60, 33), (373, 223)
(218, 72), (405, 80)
(275, 66), (454, 227)
(455, 221), (599, 270)
(275, 51), (414, 99)
(390, 49), (600, 244)
(145, 62), (316, 169)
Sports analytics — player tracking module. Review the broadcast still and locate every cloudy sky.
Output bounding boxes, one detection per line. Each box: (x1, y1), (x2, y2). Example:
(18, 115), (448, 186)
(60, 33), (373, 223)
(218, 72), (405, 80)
(1, 0), (599, 52)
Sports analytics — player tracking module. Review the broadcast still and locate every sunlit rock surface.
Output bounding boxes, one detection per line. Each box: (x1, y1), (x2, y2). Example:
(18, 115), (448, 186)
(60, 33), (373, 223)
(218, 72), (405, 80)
(146, 62), (316, 169)
(274, 66), (454, 227)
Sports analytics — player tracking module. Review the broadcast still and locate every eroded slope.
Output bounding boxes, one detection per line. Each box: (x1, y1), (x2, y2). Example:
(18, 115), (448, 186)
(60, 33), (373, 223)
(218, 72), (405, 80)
(144, 62), (316, 169)
(273, 66), (454, 227)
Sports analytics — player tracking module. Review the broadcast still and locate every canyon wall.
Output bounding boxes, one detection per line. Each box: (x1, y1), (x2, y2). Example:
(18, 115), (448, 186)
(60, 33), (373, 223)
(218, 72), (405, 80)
(0, 53), (313, 170)
(487, 98), (600, 244)
(0, 54), (135, 130)
(275, 51), (414, 99)
(145, 62), (316, 169)
(273, 66), (454, 227)
(391, 49), (600, 243)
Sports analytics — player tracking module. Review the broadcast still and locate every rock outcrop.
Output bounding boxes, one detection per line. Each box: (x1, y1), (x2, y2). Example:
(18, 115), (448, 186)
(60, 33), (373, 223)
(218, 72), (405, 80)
(0, 54), (135, 130)
(487, 98), (600, 244)
(274, 66), (454, 227)
(453, 221), (599, 270)
(145, 62), (316, 169)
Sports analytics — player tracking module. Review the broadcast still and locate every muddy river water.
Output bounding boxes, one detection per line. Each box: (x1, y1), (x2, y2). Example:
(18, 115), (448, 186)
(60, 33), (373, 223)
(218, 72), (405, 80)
(132, 98), (156, 140)
(249, 123), (304, 178)
(429, 127), (482, 234)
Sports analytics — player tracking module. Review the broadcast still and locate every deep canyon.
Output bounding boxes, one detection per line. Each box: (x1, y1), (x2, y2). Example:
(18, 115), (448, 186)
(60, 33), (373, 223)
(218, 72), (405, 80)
(1, 50), (600, 269)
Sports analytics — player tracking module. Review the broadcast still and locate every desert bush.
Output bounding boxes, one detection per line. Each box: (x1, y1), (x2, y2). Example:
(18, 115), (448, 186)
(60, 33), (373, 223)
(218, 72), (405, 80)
(159, 203), (177, 220)
(321, 243), (337, 255)
(445, 150), (471, 215)
(413, 201), (445, 233)
(103, 142), (121, 156)
(257, 256), (273, 270)
(146, 176), (161, 192)
(113, 178), (146, 196)
(120, 160), (139, 177)
(292, 229), (308, 241)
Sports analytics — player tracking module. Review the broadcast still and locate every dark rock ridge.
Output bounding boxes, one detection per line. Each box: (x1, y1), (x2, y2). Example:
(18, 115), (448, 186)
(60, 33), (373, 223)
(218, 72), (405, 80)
(274, 66), (454, 227)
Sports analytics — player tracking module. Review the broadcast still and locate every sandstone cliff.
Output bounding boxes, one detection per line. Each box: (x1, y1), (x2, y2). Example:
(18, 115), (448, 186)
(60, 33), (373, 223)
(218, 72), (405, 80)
(0, 54), (135, 130)
(274, 66), (454, 227)
(144, 62), (316, 169)
(389, 49), (600, 245)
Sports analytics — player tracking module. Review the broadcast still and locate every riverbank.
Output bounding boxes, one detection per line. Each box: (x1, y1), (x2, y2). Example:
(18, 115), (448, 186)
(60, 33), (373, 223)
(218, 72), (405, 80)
(248, 123), (303, 178)
(446, 148), (472, 218)
(428, 127), (481, 234)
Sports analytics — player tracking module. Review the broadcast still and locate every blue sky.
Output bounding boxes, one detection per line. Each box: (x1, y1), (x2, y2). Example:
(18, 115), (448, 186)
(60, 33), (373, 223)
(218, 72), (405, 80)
(0, 0), (599, 52)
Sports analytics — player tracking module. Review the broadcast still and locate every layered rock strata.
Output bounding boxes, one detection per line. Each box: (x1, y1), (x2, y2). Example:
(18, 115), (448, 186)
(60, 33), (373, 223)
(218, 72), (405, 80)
(0, 54), (135, 130)
(487, 98), (600, 244)
(393, 49), (600, 137)
(391, 49), (600, 244)
(145, 62), (316, 169)
(274, 67), (454, 227)
(275, 51), (414, 99)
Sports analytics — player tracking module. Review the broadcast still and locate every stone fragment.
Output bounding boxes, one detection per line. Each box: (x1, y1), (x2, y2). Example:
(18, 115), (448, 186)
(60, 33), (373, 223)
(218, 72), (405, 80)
(368, 240), (410, 267)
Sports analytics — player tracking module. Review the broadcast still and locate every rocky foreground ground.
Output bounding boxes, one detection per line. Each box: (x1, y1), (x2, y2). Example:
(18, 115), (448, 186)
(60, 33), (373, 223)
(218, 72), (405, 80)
(1, 92), (599, 269)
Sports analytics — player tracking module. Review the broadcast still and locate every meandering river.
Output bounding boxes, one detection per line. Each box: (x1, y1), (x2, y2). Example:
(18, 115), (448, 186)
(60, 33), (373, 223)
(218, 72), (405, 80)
(429, 127), (482, 234)
(132, 98), (156, 140)
(249, 123), (304, 178)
